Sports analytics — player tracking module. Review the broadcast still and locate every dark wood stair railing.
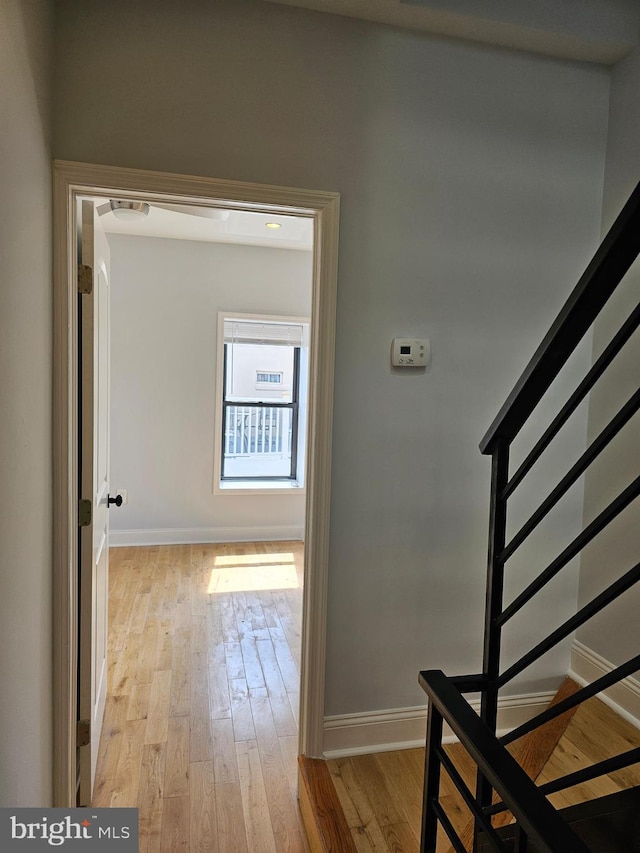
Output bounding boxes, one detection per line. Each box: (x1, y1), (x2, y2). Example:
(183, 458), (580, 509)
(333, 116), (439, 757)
(451, 677), (582, 852)
(420, 671), (591, 853)
(420, 180), (640, 853)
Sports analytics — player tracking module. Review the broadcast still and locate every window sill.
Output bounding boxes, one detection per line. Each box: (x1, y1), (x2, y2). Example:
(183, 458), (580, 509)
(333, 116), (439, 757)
(216, 479), (305, 496)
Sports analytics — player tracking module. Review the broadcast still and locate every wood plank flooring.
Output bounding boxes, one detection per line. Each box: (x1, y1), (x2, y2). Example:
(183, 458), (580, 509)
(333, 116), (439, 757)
(328, 697), (640, 852)
(93, 541), (310, 852)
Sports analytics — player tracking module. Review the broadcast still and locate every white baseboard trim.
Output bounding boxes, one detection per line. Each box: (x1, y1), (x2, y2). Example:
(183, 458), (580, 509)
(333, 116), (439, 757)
(109, 525), (305, 547)
(569, 640), (640, 731)
(322, 690), (556, 759)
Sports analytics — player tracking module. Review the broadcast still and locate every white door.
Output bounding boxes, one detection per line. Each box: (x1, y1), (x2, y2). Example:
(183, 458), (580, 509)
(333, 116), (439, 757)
(78, 200), (111, 805)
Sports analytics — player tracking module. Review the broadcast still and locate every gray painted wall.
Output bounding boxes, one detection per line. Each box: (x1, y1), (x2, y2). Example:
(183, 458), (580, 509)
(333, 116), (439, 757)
(0, 0), (53, 807)
(53, 0), (610, 715)
(419, 0), (639, 41)
(108, 234), (311, 537)
(577, 47), (640, 664)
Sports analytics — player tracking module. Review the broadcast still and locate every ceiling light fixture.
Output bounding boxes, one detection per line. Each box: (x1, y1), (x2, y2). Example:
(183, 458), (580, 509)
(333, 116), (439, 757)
(265, 222), (281, 229)
(110, 200), (150, 221)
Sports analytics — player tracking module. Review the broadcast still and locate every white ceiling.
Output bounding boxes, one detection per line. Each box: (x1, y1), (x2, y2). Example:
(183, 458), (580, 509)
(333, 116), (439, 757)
(97, 199), (313, 252)
(262, 0), (640, 64)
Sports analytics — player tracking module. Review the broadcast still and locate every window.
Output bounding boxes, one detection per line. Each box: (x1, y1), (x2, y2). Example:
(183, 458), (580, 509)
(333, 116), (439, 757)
(256, 371), (283, 385)
(217, 315), (309, 486)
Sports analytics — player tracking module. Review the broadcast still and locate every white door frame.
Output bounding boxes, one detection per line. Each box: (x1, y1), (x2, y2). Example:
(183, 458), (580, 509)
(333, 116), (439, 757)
(52, 160), (339, 806)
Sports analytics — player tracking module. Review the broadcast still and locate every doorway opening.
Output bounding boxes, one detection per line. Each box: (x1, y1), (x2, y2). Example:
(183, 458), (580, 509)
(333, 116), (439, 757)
(53, 161), (339, 809)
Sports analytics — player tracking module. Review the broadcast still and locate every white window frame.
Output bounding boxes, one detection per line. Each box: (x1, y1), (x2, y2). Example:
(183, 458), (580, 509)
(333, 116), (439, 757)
(213, 311), (311, 494)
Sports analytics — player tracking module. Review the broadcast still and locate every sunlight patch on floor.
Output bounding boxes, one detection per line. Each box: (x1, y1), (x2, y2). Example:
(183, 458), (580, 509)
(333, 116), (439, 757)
(208, 551), (299, 593)
(213, 551), (295, 567)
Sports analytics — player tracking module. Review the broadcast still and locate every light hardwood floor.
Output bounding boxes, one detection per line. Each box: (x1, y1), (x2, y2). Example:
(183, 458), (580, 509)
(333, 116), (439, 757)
(328, 697), (640, 852)
(93, 541), (310, 852)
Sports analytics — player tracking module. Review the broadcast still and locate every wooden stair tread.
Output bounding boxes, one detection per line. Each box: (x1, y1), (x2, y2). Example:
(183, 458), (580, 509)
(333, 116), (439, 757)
(510, 676), (583, 775)
(324, 690), (640, 852)
(299, 756), (358, 853)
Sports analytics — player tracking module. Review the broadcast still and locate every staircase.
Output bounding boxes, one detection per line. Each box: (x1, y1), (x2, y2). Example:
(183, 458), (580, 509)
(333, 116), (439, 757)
(477, 788), (640, 853)
(419, 182), (640, 853)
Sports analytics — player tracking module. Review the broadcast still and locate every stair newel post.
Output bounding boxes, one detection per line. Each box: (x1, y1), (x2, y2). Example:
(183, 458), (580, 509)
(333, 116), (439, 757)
(420, 700), (444, 853)
(475, 438), (510, 851)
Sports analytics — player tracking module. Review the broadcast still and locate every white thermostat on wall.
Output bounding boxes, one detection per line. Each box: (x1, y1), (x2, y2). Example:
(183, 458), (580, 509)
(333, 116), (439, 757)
(391, 337), (430, 368)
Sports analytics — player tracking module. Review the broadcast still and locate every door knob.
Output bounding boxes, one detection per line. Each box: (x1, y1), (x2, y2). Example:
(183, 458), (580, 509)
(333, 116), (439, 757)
(107, 494), (123, 507)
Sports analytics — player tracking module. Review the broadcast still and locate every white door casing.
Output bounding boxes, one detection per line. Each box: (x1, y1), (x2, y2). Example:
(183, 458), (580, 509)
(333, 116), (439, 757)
(52, 161), (339, 806)
(78, 200), (110, 805)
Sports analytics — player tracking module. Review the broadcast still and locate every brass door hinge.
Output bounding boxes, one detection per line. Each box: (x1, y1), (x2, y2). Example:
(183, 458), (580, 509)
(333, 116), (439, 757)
(78, 264), (93, 294)
(78, 499), (92, 527)
(77, 719), (90, 748)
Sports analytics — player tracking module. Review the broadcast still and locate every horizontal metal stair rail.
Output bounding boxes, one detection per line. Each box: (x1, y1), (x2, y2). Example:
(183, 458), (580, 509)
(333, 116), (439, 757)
(500, 650), (640, 747)
(479, 181), (640, 456)
(420, 181), (640, 853)
(484, 746), (640, 818)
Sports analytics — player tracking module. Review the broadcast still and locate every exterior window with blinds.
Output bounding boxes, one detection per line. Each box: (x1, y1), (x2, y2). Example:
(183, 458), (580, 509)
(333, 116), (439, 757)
(221, 317), (305, 481)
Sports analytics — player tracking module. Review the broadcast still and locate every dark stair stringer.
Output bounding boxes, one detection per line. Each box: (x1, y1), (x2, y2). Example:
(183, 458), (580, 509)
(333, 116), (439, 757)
(477, 786), (640, 853)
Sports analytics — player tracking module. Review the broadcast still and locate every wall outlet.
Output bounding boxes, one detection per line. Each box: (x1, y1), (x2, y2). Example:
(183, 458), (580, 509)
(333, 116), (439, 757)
(116, 489), (128, 505)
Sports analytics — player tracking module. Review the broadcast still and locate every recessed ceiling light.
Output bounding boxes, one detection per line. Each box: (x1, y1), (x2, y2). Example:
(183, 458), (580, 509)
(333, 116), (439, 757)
(265, 222), (281, 229)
